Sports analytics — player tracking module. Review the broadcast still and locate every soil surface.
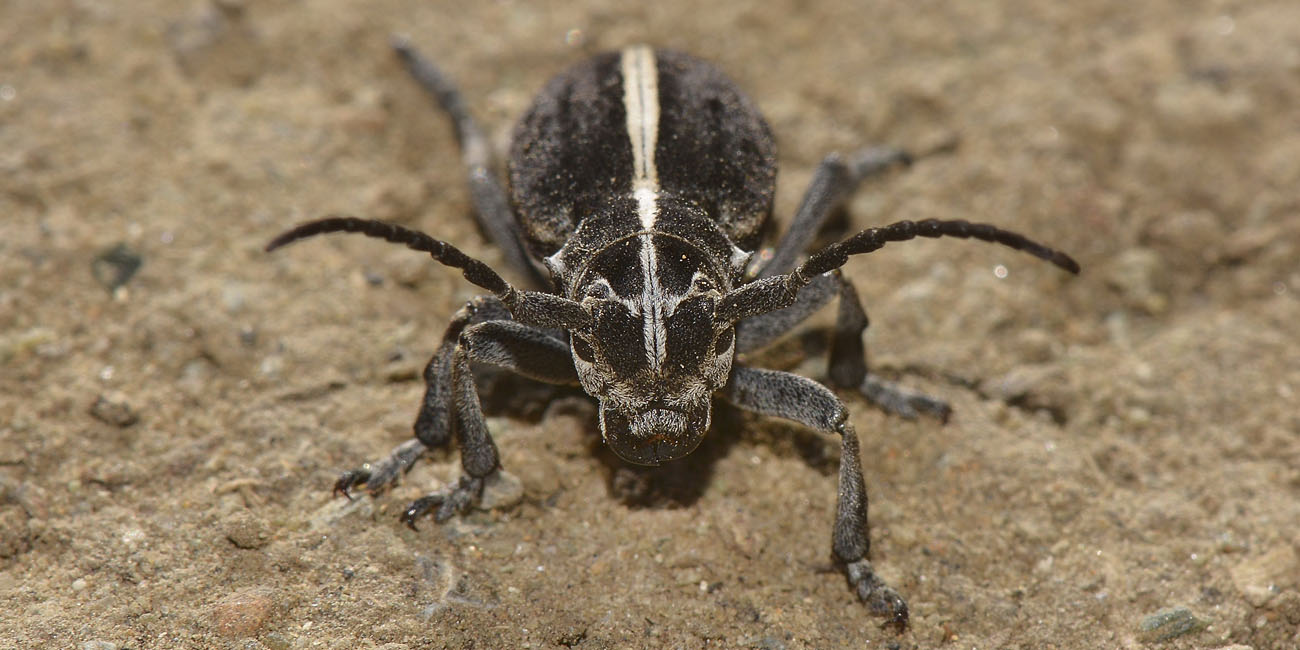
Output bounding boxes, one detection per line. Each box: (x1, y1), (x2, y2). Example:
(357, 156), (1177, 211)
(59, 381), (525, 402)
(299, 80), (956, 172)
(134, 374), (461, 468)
(3, 1), (1298, 648)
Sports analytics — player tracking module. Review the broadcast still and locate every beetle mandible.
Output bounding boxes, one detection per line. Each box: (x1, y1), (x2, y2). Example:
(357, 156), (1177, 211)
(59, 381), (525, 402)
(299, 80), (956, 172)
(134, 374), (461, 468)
(266, 40), (1080, 630)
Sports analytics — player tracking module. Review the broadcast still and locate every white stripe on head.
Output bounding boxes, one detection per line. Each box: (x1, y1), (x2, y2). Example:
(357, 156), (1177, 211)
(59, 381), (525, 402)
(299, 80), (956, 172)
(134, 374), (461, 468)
(622, 46), (668, 370)
(638, 234), (667, 369)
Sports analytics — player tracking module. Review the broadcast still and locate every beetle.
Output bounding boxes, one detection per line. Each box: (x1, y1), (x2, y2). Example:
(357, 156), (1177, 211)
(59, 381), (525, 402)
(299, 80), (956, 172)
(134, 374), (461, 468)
(266, 40), (1079, 630)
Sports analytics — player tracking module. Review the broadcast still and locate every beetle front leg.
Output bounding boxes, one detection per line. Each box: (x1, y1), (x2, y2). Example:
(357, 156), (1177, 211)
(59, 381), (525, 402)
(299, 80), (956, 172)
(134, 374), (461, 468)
(334, 296), (513, 499)
(333, 438), (428, 501)
(722, 365), (909, 631)
(401, 342), (497, 526)
(401, 319), (578, 527)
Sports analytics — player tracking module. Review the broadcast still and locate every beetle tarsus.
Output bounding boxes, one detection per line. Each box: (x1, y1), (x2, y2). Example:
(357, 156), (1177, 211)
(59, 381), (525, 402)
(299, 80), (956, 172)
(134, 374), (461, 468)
(333, 438), (428, 500)
(333, 468), (370, 501)
(844, 558), (910, 632)
(858, 374), (953, 423)
(399, 475), (487, 529)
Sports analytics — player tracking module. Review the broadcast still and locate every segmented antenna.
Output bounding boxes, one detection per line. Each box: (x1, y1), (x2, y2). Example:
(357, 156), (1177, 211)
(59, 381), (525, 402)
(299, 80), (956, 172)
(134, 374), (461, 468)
(265, 216), (511, 294)
(801, 218), (1080, 278)
(720, 218), (1079, 323)
(265, 216), (590, 330)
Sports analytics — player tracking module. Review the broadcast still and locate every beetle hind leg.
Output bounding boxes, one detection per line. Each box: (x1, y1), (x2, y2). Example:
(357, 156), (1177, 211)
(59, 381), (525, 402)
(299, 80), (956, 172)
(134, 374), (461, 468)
(391, 38), (542, 285)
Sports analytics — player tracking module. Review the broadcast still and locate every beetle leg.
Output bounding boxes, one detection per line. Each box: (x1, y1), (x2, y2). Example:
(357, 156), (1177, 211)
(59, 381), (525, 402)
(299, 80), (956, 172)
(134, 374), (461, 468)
(734, 271), (839, 354)
(826, 276), (953, 422)
(413, 297), (513, 449)
(331, 295), (510, 498)
(721, 365), (909, 631)
(334, 438), (427, 500)
(402, 319), (578, 527)
(753, 147), (913, 280)
(391, 38), (543, 285)
(734, 272), (950, 421)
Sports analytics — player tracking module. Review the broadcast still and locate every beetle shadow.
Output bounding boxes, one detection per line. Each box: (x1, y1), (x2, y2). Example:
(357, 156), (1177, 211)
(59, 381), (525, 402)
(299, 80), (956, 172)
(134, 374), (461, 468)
(473, 364), (740, 509)
(477, 367), (585, 423)
(474, 329), (844, 511)
(584, 397), (841, 511)
(587, 400), (747, 509)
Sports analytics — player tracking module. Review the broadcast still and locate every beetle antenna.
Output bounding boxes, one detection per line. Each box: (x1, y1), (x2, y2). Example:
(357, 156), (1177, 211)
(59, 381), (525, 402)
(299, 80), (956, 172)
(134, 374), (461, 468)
(266, 216), (589, 329)
(719, 218), (1079, 323)
(267, 216), (514, 293)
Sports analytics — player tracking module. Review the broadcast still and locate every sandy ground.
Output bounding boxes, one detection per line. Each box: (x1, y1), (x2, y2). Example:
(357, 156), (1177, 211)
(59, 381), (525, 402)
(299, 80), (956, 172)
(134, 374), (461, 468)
(2, 0), (1299, 648)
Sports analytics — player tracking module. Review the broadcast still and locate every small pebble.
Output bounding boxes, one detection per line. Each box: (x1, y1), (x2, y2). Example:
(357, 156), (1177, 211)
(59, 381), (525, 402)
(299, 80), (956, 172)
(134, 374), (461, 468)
(222, 282), (247, 313)
(1154, 79), (1255, 132)
(91, 243), (143, 292)
(166, 0), (265, 86)
(211, 586), (275, 637)
(262, 631), (291, 650)
(0, 504), (32, 558)
(478, 470), (524, 511)
(389, 252), (433, 287)
(1013, 328), (1058, 363)
(712, 504), (764, 559)
(1106, 248), (1168, 314)
(224, 511), (271, 550)
(1231, 544), (1298, 607)
(1137, 606), (1207, 642)
(89, 391), (139, 427)
(71, 578), (88, 592)
(81, 642), (118, 650)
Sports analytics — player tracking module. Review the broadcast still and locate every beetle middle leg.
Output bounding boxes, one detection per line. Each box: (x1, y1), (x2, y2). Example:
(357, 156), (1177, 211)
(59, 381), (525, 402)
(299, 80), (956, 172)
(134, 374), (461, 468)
(721, 365), (909, 631)
(741, 145), (952, 421)
(735, 270), (951, 421)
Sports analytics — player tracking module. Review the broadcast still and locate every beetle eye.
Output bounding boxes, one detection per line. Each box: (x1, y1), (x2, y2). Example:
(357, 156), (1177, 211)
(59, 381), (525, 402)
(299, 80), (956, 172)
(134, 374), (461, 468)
(714, 328), (734, 354)
(572, 336), (596, 363)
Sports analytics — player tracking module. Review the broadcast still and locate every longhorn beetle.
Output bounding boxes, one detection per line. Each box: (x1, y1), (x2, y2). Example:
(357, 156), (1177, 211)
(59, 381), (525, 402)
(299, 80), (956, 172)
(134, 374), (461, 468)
(267, 40), (1079, 630)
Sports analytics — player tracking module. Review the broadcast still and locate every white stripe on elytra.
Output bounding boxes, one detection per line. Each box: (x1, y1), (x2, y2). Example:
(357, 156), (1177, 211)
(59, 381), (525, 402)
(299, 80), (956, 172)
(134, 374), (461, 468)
(622, 45), (660, 230)
(621, 46), (667, 369)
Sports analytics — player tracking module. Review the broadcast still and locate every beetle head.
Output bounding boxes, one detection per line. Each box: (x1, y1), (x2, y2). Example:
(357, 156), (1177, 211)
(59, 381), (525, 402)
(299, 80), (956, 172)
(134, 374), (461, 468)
(568, 234), (736, 465)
